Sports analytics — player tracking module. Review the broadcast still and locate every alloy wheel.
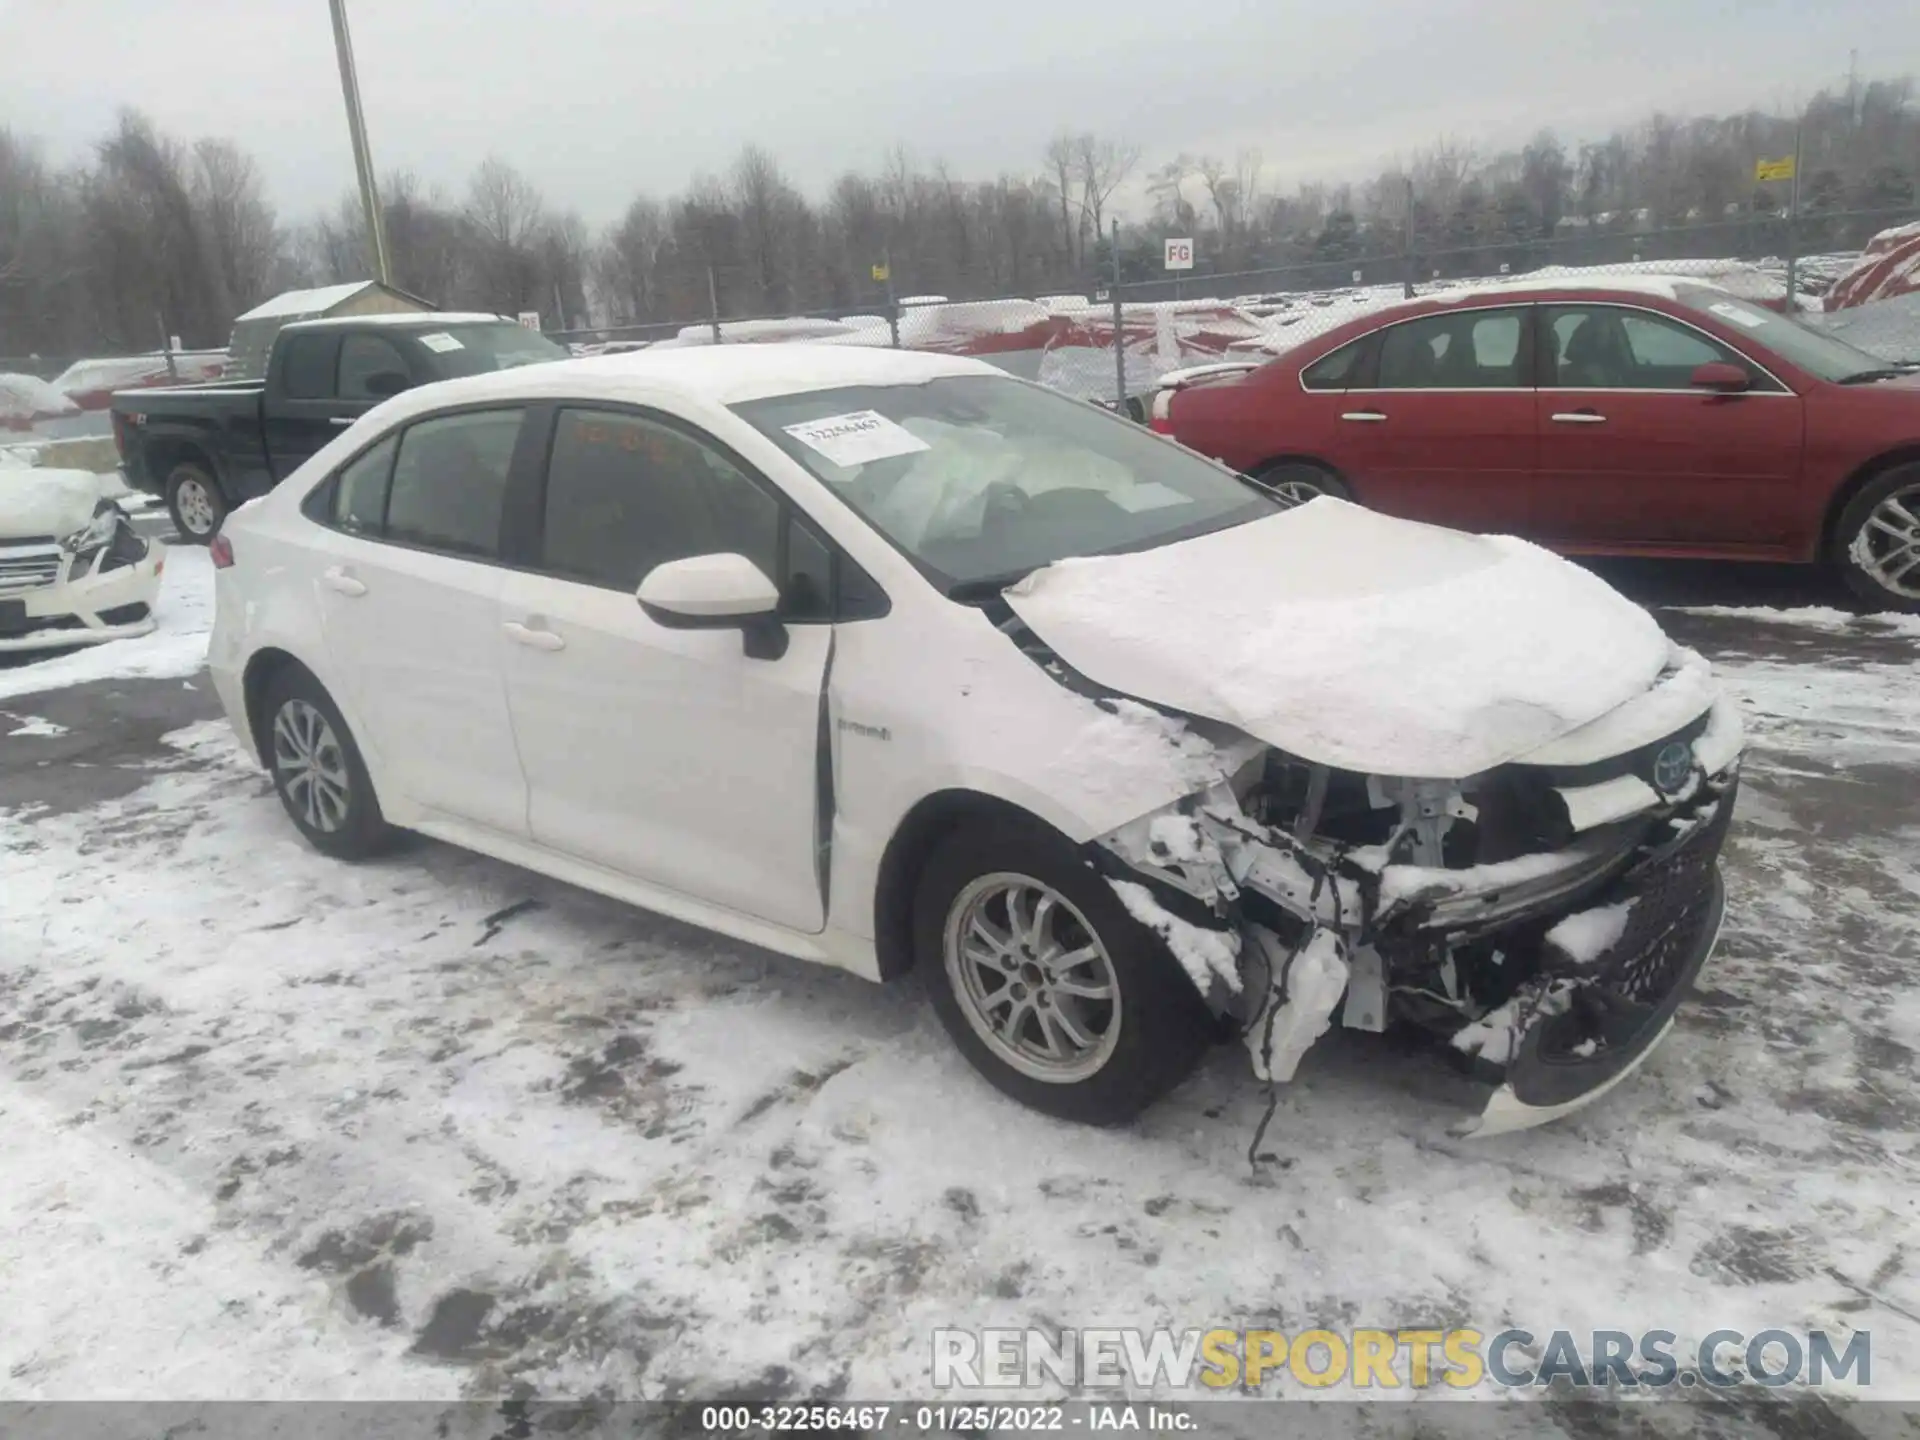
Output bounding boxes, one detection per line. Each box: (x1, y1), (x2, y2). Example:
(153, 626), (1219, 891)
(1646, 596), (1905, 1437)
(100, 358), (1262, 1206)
(175, 477), (218, 537)
(942, 873), (1122, 1083)
(1854, 484), (1920, 600)
(272, 699), (351, 833)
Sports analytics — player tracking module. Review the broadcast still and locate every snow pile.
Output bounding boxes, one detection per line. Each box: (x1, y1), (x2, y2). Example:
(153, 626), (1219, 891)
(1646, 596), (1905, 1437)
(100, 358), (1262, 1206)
(0, 467), (104, 538)
(1545, 898), (1637, 965)
(655, 317), (863, 349)
(1006, 499), (1671, 778)
(0, 544), (212, 701)
(0, 373), (80, 429)
(1674, 603), (1920, 639)
(1108, 879), (1241, 996)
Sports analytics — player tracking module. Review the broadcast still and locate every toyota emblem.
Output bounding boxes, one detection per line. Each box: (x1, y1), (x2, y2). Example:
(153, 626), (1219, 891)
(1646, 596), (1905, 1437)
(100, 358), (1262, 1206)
(1652, 740), (1693, 795)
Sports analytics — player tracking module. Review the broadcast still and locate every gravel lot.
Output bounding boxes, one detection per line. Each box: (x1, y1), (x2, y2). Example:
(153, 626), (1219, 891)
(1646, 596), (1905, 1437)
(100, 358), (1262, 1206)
(1, 552), (1916, 1432)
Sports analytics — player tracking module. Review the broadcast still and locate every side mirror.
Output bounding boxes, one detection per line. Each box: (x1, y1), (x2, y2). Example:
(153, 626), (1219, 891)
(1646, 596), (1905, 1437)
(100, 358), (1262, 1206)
(638, 554), (786, 659)
(638, 552), (780, 624)
(1690, 361), (1750, 393)
(365, 371), (413, 398)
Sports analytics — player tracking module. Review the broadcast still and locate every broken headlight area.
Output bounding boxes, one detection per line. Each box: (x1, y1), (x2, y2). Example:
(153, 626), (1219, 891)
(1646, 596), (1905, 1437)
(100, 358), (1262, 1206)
(61, 500), (149, 576)
(1094, 739), (1740, 1135)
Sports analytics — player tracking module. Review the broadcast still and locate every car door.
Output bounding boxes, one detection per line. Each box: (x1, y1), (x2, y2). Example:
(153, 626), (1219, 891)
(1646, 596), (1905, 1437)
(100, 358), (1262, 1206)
(261, 330), (387, 486)
(498, 404), (832, 934)
(1331, 305), (1536, 533)
(306, 407), (532, 836)
(1531, 303), (1805, 548)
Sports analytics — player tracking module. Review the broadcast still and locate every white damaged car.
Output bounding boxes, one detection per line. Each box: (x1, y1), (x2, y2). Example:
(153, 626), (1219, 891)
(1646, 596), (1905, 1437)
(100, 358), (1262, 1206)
(0, 468), (163, 651)
(206, 347), (1742, 1136)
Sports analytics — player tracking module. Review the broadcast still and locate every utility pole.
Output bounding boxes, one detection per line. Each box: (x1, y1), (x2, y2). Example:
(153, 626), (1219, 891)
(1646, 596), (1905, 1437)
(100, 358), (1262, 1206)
(1785, 115), (1805, 310)
(1110, 219), (1126, 414)
(329, 0), (392, 285)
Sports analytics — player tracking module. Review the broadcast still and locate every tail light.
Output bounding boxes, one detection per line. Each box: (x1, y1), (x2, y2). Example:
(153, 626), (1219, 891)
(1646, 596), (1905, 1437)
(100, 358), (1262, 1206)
(110, 410), (130, 459)
(208, 534), (234, 569)
(1148, 389), (1176, 434)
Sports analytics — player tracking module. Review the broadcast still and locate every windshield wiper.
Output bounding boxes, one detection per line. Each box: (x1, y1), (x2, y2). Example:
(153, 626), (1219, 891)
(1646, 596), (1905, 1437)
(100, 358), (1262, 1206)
(1839, 366), (1917, 384)
(947, 569), (1035, 603)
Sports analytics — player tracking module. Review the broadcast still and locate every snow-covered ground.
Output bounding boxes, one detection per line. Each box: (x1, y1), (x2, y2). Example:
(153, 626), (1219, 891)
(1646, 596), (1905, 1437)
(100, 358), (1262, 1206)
(1, 557), (1917, 1412)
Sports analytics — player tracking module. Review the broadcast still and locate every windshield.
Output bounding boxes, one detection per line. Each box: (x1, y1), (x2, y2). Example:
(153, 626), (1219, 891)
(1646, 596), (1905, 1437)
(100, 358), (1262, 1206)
(1672, 286), (1898, 383)
(733, 375), (1275, 591)
(427, 323), (570, 378)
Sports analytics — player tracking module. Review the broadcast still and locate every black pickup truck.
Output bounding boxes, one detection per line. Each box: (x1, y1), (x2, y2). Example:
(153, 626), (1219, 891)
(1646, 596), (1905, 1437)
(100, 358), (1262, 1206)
(111, 313), (569, 541)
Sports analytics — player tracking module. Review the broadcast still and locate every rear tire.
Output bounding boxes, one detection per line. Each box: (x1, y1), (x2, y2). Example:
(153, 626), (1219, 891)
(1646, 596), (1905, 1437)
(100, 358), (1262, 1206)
(1835, 462), (1920, 613)
(260, 666), (393, 860)
(165, 462), (227, 544)
(914, 815), (1217, 1125)
(1249, 460), (1350, 508)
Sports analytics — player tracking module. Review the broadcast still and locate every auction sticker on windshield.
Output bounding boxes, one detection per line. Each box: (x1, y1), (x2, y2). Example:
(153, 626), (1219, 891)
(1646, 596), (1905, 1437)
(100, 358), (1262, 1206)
(784, 410), (930, 467)
(1707, 302), (1768, 329)
(418, 332), (466, 353)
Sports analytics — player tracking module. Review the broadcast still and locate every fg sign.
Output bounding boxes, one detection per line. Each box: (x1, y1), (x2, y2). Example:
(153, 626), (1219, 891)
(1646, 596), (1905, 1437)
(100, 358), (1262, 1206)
(1164, 238), (1195, 271)
(516, 311), (542, 330)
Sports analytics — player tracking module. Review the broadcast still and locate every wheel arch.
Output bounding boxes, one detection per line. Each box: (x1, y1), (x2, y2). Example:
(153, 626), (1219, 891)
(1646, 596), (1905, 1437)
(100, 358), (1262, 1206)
(241, 648), (307, 766)
(871, 788), (1070, 982)
(147, 435), (224, 493)
(1821, 445), (1920, 558)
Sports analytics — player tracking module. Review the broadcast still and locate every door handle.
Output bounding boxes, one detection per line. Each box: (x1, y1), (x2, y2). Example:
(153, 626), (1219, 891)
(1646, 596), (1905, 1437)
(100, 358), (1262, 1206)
(328, 416), (355, 427)
(503, 621), (566, 652)
(320, 566), (367, 597)
(1550, 411), (1607, 424)
(1340, 410), (1388, 422)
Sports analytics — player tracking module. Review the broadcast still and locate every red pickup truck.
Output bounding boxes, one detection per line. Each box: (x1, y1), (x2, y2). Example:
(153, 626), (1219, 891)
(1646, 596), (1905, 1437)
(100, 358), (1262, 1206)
(1151, 278), (1920, 611)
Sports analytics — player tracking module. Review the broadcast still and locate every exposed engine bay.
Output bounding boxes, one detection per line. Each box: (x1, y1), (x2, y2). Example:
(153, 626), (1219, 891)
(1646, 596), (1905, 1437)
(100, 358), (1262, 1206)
(990, 591), (1744, 1138)
(1093, 719), (1739, 1137)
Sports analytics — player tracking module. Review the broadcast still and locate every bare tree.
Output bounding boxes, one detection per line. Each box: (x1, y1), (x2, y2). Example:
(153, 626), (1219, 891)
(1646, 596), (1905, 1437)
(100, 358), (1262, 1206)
(1072, 134), (1140, 262)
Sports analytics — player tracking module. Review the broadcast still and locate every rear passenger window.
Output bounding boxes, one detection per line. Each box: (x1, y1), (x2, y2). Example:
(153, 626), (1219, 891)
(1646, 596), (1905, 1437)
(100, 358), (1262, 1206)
(385, 408), (524, 558)
(1301, 339), (1367, 390)
(1376, 308), (1527, 389)
(540, 409), (781, 591)
(333, 435), (396, 535)
(280, 334), (338, 400)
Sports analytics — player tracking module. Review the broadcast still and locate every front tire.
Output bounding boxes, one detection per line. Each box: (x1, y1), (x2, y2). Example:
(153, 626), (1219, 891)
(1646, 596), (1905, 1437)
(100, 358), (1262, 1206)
(1249, 460), (1350, 509)
(165, 462), (227, 543)
(261, 667), (393, 860)
(1835, 462), (1920, 613)
(914, 816), (1216, 1125)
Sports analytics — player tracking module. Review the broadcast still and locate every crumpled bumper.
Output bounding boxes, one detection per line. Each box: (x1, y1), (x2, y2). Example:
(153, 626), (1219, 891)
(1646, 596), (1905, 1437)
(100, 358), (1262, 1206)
(0, 542), (163, 653)
(1094, 737), (1739, 1137)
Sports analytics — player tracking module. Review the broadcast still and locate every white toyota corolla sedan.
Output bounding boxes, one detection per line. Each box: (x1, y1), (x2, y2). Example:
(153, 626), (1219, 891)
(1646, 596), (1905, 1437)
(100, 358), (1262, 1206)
(208, 345), (1743, 1135)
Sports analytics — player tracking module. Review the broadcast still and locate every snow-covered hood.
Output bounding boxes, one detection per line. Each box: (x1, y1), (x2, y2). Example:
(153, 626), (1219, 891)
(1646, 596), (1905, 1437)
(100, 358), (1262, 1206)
(0, 468), (102, 541)
(1003, 499), (1673, 779)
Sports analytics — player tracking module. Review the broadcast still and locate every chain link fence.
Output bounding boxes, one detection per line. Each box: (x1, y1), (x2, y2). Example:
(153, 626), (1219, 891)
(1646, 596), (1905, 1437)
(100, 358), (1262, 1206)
(546, 206), (1920, 421)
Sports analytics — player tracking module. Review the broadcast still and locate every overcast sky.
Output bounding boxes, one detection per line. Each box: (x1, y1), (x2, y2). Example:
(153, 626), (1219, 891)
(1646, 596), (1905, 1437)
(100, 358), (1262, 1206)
(3, 0), (1915, 226)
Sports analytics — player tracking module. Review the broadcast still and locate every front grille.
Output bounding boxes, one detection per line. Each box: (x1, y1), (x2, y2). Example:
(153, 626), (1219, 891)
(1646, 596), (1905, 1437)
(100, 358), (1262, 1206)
(1594, 784), (1736, 1003)
(0, 543), (64, 594)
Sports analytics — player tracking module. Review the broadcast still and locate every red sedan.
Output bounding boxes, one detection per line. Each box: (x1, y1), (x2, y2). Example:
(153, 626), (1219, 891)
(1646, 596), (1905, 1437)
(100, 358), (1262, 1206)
(1150, 279), (1920, 610)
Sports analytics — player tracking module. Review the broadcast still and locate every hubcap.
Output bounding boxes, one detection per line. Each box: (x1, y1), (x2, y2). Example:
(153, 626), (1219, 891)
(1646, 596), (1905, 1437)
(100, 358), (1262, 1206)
(175, 477), (217, 536)
(271, 699), (351, 833)
(1856, 485), (1920, 600)
(943, 874), (1121, 1084)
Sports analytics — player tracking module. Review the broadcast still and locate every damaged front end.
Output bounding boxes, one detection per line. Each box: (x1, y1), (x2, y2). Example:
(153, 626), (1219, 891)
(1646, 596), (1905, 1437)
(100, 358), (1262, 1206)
(1091, 695), (1743, 1137)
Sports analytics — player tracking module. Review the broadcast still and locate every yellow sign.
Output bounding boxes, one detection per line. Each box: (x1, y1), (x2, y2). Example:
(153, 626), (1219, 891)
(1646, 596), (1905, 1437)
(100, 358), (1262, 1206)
(871, 262), (890, 282)
(1755, 156), (1796, 182)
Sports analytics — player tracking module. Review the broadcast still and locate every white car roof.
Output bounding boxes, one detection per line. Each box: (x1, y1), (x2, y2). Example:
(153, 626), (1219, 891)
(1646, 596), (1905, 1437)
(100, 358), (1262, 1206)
(381, 343), (1000, 416)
